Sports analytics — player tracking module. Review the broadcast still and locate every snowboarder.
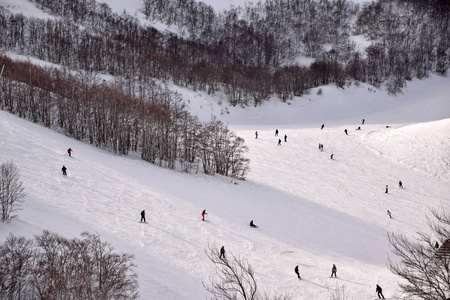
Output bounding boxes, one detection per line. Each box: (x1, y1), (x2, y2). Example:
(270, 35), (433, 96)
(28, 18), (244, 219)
(435, 241), (439, 250)
(284, 134), (287, 142)
(67, 148), (73, 157)
(330, 154), (334, 160)
(385, 185), (389, 194)
(202, 209), (207, 221)
(362, 118), (365, 125)
(344, 129), (348, 135)
(61, 165), (67, 176)
(399, 180), (403, 189)
(356, 126), (361, 130)
(275, 129), (279, 136)
(140, 210), (146, 222)
(331, 264), (337, 277)
(220, 246), (226, 259)
(321, 124), (324, 130)
(278, 139), (282, 146)
(250, 220), (258, 228)
(387, 210), (392, 218)
(376, 284), (385, 299)
(255, 131), (258, 139)
(294, 265), (301, 279)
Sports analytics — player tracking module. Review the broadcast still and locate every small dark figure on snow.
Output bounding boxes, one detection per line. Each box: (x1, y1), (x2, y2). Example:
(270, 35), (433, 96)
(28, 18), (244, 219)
(321, 124), (325, 130)
(331, 264), (337, 277)
(344, 129), (348, 135)
(255, 131), (258, 139)
(362, 118), (365, 125)
(284, 134), (287, 142)
(67, 148), (73, 156)
(275, 129), (279, 136)
(250, 220), (258, 228)
(356, 126), (361, 130)
(294, 265), (301, 279)
(318, 143), (323, 150)
(387, 210), (392, 218)
(385, 185), (389, 194)
(202, 209), (207, 221)
(61, 165), (67, 176)
(435, 241), (439, 250)
(220, 246), (226, 259)
(278, 139), (282, 146)
(376, 284), (385, 299)
(140, 210), (146, 222)
(399, 180), (403, 188)
(330, 154), (334, 160)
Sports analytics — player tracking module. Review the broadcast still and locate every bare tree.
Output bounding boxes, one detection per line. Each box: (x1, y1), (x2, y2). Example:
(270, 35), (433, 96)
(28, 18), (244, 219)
(387, 208), (450, 300)
(0, 162), (26, 223)
(203, 245), (289, 300)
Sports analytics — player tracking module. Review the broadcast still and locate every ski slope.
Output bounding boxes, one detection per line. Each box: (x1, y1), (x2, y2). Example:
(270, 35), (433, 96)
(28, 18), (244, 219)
(1, 73), (450, 299)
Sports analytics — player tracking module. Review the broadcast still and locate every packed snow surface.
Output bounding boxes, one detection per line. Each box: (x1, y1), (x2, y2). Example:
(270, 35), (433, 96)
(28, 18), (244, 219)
(1, 74), (449, 299)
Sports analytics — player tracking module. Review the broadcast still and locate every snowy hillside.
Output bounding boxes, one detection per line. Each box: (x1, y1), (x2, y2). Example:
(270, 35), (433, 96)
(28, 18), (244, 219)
(1, 73), (450, 299)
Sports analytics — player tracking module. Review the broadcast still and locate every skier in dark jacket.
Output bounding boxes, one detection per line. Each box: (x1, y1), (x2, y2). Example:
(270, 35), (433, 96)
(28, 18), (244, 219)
(284, 134), (287, 142)
(202, 209), (207, 221)
(321, 124), (324, 130)
(331, 264), (337, 277)
(399, 180), (403, 188)
(67, 148), (73, 156)
(275, 129), (278, 136)
(376, 284), (385, 299)
(140, 210), (146, 222)
(250, 220), (258, 228)
(255, 131), (258, 139)
(61, 165), (67, 176)
(294, 265), (301, 279)
(278, 139), (282, 146)
(362, 118), (365, 125)
(344, 129), (348, 135)
(220, 246), (226, 259)
(385, 185), (389, 194)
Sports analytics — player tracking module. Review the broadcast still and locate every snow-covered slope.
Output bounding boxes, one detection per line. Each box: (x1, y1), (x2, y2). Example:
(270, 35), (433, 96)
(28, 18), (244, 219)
(1, 74), (449, 299)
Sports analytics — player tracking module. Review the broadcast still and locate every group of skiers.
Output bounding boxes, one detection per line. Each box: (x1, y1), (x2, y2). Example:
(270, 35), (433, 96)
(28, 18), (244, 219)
(60, 148), (73, 176)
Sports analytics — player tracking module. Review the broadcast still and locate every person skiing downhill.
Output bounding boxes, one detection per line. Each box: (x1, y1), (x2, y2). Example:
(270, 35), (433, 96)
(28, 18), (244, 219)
(140, 210), (146, 222)
(331, 264), (337, 277)
(387, 210), (392, 218)
(220, 246), (226, 259)
(385, 185), (389, 194)
(344, 129), (348, 135)
(362, 118), (365, 125)
(284, 134), (287, 142)
(321, 124), (325, 130)
(275, 129), (279, 136)
(67, 148), (73, 157)
(250, 220), (258, 228)
(61, 165), (67, 176)
(330, 154), (334, 159)
(278, 139), (282, 146)
(399, 180), (403, 188)
(376, 284), (385, 299)
(255, 131), (258, 139)
(294, 265), (301, 279)
(202, 209), (207, 221)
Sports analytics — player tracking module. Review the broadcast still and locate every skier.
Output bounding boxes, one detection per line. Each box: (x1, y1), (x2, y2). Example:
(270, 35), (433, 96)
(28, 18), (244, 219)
(376, 284), (385, 299)
(61, 165), (67, 176)
(362, 118), (365, 125)
(255, 131), (258, 139)
(250, 220), (258, 228)
(278, 139), (282, 146)
(435, 241), (439, 251)
(387, 210), (392, 218)
(140, 210), (146, 222)
(344, 129), (348, 135)
(202, 209), (207, 221)
(399, 180), (403, 189)
(318, 143), (323, 150)
(331, 264), (337, 277)
(284, 134), (287, 142)
(330, 154), (334, 160)
(67, 148), (73, 157)
(321, 124), (325, 130)
(294, 265), (301, 279)
(385, 185), (389, 194)
(356, 126), (361, 130)
(275, 129), (279, 136)
(220, 246), (226, 259)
